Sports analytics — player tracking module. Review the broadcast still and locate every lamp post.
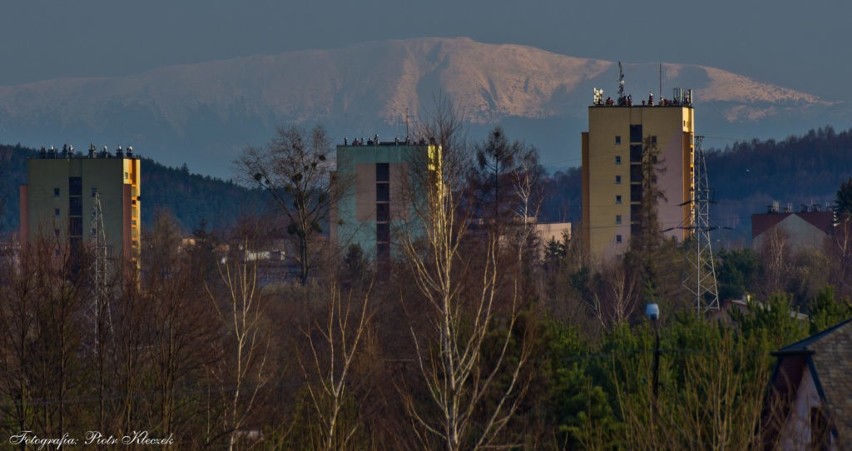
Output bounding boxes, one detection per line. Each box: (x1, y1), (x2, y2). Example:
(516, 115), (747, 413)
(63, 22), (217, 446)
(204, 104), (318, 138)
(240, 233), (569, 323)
(645, 303), (660, 401)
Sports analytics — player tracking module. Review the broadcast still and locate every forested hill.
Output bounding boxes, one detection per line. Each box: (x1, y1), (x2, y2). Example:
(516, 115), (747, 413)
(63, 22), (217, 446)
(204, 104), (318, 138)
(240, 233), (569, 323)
(706, 127), (852, 244)
(0, 144), (267, 234)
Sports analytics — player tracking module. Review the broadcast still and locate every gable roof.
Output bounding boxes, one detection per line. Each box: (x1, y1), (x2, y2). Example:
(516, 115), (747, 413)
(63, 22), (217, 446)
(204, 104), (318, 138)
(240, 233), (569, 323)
(751, 211), (834, 239)
(772, 319), (852, 443)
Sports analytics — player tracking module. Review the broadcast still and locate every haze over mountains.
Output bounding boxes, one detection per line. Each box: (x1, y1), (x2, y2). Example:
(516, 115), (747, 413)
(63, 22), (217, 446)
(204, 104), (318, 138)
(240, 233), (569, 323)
(0, 37), (846, 178)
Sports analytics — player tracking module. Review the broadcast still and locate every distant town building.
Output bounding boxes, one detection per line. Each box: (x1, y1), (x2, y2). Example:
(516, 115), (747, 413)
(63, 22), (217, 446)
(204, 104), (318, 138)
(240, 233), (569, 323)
(19, 144), (141, 269)
(536, 222), (572, 245)
(535, 221), (572, 258)
(582, 88), (695, 261)
(751, 202), (833, 252)
(331, 138), (441, 261)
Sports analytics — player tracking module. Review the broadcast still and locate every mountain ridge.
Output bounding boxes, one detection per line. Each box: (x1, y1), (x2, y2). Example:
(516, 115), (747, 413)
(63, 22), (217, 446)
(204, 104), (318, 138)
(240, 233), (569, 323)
(0, 37), (843, 177)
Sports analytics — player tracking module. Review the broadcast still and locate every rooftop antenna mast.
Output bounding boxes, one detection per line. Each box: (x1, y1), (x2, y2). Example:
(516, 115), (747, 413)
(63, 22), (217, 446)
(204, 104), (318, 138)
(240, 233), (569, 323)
(682, 136), (720, 314)
(405, 107), (411, 141)
(617, 61), (626, 104)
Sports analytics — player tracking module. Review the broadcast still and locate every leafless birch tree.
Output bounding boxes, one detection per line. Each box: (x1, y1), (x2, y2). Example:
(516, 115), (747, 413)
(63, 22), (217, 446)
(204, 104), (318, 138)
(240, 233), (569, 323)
(298, 283), (374, 450)
(398, 99), (531, 450)
(206, 249), (270, 450)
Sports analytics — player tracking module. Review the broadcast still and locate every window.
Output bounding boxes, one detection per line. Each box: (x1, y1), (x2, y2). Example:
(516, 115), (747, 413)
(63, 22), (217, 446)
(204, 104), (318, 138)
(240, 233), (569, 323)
(630, 124), (643, 143)
(630, 185), (643, 202)
(631, 223), (642, 236)
(615, 195), (622, 205)
(631, 204), (642, 220)
(615, 136), (621, 145)
(651, 135), (657, 145)
(615, 155), (622, 165)
(616, 235), (623, 244)
(376, 163), (390, 182)
(69, 197), (82, 216)
(630, 164), (642, 182)
(630, 144), (643, 162)
(616, 215), (622, 225)
(376, 223), (390, 243)
(376, 183), (390, 202)
(54, 228), (60, 237)
(54, 208), (60, 216)
(615, 175), (622, 184)
(376, 203), (390, 222)
(54, 188), (60, 197)
(68, 217), (83, 236)
(69, 177), (82, 196)
(376, 243), (390, 261)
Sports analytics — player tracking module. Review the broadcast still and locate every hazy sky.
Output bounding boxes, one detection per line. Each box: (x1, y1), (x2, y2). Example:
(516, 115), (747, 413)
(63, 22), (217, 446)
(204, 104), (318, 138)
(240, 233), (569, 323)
(2, 0), (850, 101)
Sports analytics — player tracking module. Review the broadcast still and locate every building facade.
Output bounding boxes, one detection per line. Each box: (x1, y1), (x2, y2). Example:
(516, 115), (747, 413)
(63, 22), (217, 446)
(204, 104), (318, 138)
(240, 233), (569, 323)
(331, 140), (440, 260)
(20, 145), (141, 269)
(581, 96), (695, 260)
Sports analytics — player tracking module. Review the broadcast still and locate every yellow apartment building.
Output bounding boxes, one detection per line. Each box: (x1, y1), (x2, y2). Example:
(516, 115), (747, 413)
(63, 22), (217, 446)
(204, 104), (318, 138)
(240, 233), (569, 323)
(582, 94), (694, 261)
(20, 145), (141, 270)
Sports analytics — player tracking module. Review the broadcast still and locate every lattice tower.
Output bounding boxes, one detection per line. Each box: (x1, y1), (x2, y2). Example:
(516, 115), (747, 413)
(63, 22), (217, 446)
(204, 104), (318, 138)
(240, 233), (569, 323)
(683, 136), (720, 313)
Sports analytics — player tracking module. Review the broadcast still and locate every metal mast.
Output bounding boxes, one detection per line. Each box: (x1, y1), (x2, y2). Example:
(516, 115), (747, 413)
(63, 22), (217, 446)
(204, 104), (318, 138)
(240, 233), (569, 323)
(90, 191), (113, 345)
(684, 136), (720, 313)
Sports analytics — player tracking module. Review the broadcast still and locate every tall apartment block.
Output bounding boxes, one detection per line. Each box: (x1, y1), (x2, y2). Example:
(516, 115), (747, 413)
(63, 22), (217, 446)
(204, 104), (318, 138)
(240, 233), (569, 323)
(331, 138), (440, 261)
(20, 145), (141, 269)
(581, 90), (695, 261)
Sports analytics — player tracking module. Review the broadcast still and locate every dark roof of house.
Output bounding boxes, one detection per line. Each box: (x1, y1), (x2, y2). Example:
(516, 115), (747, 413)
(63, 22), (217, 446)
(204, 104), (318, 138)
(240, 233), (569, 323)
(751, 211), (834, 239)
(774, 318), (852, 442)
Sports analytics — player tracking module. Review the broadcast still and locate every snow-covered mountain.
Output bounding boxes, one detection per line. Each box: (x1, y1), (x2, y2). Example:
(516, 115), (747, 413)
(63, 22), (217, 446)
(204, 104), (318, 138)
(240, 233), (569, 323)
(0, 37), (842, 177)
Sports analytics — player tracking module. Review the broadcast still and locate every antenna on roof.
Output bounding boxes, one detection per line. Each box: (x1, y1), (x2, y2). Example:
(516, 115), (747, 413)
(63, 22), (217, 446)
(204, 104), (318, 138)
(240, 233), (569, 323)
(618, 61), (625, 102)
(405, 108), (411, 141)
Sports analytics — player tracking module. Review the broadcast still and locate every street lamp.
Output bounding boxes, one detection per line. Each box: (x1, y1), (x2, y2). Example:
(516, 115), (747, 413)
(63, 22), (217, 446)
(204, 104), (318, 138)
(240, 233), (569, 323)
(645, 303), (660, 401)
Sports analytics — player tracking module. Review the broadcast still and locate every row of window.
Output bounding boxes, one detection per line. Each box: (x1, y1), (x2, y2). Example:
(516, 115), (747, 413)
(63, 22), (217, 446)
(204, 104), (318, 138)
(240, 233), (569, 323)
(376, 163), (390, 260)
(613, 187), (646, 205)
(52, 177), (85, 197)
(614, 164), (646, 181)
(612, 126), (645, 146)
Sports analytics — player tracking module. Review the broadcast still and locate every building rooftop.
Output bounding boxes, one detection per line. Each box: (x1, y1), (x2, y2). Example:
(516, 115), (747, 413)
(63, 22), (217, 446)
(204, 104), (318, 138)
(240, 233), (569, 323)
(339, 135), (434, 147)
(591, 87), (694, 108)
(751, 210), (834, 239)
(31, 144), (138, 160)
(771, 319), (852, 443)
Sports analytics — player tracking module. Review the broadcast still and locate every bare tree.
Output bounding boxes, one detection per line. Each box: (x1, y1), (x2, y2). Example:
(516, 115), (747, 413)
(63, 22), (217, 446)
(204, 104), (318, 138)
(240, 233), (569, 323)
(297, 283), (374, 451)
(590, 261), (641, 329)
(398, 99), (531, 450)
(0, 238), (42, 438)
(237, 125), (344, 285)
(0, 237), (86, 437)
(758, 227), (790, 297)
(205, 249), (271, 450)
(141, 212), (219, 437)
